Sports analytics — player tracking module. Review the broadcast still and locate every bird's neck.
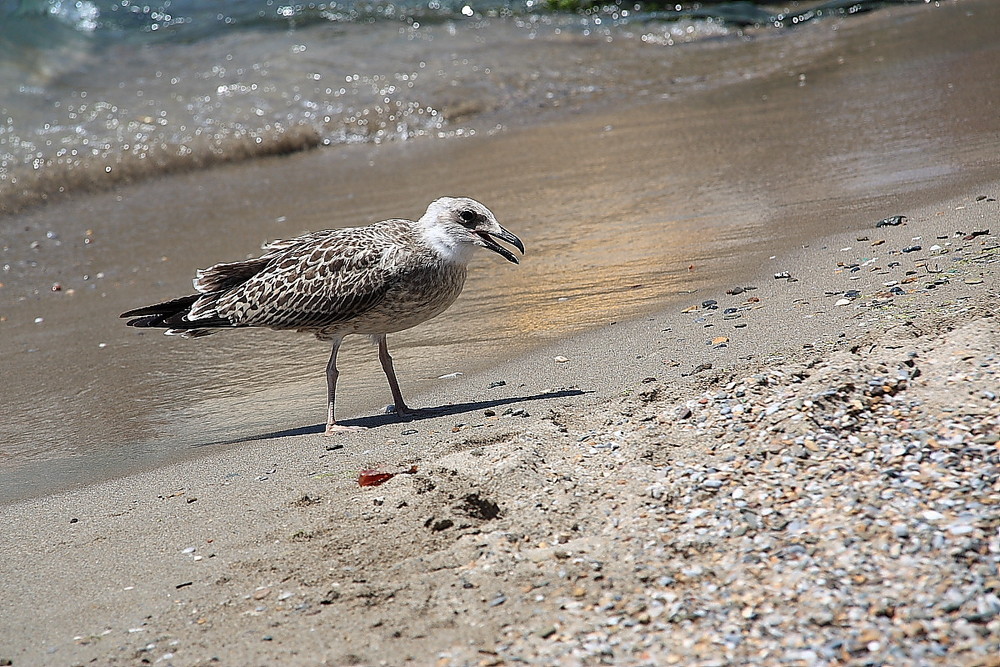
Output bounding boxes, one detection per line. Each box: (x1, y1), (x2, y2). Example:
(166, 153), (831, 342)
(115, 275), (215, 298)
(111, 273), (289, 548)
(419, 223), (474, 265)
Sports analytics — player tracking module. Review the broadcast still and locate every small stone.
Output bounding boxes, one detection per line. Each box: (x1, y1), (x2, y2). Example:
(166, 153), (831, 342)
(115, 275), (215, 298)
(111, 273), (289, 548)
(946, 523), (975, 535)
(876, 215), (906, 228)
(554, 356), (569, 363)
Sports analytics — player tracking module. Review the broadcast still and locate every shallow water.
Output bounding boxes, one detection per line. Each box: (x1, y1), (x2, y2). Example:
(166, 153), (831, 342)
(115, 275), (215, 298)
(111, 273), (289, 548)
(1, 0), (998, 501)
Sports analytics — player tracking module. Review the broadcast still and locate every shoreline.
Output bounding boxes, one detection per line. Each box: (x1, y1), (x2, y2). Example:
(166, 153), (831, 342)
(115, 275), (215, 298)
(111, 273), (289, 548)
(1, 184), (997, 665)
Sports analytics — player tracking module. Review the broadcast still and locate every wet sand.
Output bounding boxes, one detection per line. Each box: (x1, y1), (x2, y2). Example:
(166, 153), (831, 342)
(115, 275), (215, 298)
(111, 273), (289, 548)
(0, 0), (999, 663)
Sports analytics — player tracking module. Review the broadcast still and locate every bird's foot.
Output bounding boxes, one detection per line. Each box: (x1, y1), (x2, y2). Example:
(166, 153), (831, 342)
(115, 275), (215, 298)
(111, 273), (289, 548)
(386, 404), (444, 421)
(324, 423), (367, 435)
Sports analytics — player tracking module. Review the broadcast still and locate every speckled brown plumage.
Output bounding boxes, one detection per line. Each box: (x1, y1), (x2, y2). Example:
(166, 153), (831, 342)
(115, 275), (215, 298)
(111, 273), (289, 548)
(122, 197), (523, 433)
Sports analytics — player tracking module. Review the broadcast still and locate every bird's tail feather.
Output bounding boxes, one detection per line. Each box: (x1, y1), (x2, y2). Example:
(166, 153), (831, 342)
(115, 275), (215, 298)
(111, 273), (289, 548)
(121, 293), (235, 335)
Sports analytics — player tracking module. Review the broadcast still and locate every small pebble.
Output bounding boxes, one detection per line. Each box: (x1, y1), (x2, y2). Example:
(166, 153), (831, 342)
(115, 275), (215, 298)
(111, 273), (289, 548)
(876, 215), (907, 227)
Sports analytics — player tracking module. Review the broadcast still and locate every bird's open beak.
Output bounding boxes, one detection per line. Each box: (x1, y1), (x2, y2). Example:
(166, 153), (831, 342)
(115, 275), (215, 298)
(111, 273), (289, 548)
(477, 225), (525, 264)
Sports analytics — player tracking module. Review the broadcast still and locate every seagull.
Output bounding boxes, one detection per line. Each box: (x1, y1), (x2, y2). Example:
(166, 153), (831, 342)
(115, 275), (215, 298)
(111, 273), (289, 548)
(121, 197), (523, 434)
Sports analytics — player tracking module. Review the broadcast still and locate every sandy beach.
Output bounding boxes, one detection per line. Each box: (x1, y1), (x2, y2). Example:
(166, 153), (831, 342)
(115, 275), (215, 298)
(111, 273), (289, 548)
(2, 1), (999, 665)
(3, 186), (997, 666)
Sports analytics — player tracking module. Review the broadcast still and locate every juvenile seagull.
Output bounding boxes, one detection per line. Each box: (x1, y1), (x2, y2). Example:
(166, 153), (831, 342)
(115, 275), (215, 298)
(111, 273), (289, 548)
(121, 197), (523, 434)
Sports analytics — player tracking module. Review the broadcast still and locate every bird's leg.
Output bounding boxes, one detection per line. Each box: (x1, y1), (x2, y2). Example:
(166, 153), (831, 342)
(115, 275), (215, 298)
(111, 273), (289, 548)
(376, 335), (414, 416)
(325, 337), (365, 434)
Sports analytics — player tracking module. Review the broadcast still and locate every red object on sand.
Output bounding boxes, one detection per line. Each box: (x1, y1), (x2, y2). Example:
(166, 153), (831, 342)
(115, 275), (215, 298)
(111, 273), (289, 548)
(357, 465), (418, 487)
(358, 469), (396, 487)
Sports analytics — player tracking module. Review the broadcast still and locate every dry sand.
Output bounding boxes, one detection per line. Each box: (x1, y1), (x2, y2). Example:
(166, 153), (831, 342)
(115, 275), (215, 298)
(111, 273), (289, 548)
(2, 1), (999, 665)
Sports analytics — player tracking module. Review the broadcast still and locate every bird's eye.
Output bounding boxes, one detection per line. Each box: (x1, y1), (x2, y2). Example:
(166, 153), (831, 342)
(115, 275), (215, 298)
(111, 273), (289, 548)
(459, 209), (477, 224)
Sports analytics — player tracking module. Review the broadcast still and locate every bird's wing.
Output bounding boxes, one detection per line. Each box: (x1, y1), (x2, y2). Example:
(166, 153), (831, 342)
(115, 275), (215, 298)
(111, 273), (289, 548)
(191, 229), (345, 295)
(211, 222), (414, 329)
(258, 229), (338, 257)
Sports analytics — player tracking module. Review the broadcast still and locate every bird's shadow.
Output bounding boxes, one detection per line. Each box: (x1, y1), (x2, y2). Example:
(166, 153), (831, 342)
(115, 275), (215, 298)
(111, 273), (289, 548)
(192, 388), (587, 449)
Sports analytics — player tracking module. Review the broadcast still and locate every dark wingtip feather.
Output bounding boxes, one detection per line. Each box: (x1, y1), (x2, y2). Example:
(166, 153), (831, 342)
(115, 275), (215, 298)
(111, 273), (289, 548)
(120, 294), (200, 319)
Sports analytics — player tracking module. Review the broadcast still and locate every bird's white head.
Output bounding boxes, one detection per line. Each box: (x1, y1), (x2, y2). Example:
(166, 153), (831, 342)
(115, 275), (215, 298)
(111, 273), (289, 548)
(418, 197), (524, 265)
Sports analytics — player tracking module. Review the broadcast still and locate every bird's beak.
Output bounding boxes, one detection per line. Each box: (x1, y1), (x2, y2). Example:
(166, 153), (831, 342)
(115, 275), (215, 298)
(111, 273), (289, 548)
(476, 224), (525, 264)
